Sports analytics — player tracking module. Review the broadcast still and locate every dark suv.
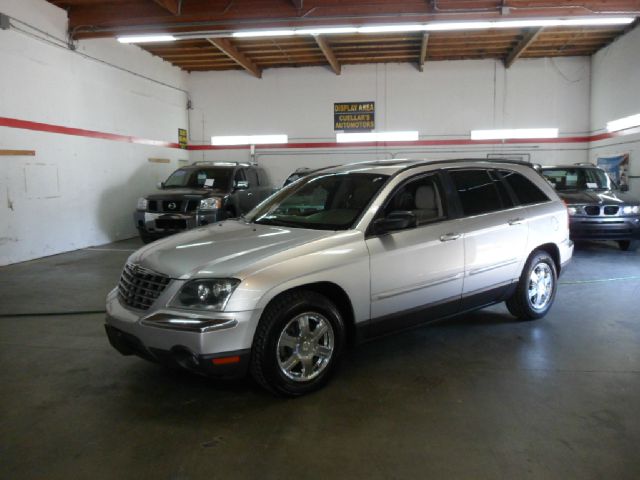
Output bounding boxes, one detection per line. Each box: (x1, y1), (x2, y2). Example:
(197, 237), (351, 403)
(135, 162), (274, 243)
(541, 164), (640, 251)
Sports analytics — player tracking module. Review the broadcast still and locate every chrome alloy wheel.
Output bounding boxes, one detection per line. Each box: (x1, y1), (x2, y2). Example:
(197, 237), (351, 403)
(276, 312), (335, 382)
(527, 262), (554, 310)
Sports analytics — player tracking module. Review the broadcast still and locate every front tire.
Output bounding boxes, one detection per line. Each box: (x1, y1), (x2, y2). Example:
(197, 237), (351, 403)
(250, 291), (346, 396)
(618, 240), (638, 251)
(506, 250), (558, 321)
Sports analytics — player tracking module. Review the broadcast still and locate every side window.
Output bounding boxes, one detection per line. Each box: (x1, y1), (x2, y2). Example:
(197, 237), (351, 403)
(450, 169), (503, 216)
(489, 170), (515, 209)
(234, 169), (246, 186)
(245, 168), (258, 186)
(195, 170), (208, 186)
(500, 170), (550, 205)
(383, 174), (446, 227)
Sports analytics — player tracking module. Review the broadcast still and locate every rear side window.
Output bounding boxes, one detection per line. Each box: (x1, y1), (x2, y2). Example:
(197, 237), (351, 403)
(246, 168), (258, 186)
(500, 170), (550, 205)
(450, 169), (503, 216)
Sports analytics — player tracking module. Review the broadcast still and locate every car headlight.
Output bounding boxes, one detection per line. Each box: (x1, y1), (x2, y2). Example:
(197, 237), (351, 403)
(622, 205), (639, 215)
(170, 279), (240, 311)
(137, 197), (148, 210)
(199, 198), (222, 211)
(567, 206), (578, 216)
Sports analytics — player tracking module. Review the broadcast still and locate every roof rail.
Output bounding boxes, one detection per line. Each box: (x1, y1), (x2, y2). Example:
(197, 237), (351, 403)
(190, 161), (251, 167)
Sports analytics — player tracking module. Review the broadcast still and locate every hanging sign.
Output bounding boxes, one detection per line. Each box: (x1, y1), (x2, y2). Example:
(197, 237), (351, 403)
(334, 102), (375, 131)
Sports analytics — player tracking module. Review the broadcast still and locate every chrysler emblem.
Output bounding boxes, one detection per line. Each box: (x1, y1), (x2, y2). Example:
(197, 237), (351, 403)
(168, 202), (177, 210)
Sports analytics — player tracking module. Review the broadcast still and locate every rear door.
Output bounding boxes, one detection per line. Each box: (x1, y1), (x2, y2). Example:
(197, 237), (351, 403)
(446, 168), (529, 307)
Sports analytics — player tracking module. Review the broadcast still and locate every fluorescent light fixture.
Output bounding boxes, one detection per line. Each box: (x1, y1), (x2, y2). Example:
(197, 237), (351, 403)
(471, 128), (559, 140)
(211, 135), (288, 145)
(296, 27), (359, 35)
(232, 30), (295, 38)
(357, 24), (426, 34)
(336, 131), (419, 143)
(606, 113), (640, 132)
(117, 34), (176, 43)
(226, 17), (634, 39)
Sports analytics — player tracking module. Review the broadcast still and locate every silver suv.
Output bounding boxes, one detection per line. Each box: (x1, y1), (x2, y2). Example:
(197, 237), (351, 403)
(106, 159), (573, 396)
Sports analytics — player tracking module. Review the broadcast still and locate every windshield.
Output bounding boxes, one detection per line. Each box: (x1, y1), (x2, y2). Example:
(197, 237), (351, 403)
(163, 168), (233, 189)
(542, 168), (613, 191)
(246, 172), (388, 230)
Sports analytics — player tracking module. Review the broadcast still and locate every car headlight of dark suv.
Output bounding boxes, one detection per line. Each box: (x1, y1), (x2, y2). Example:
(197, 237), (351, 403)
(566, 205), (581, 216)
(170, 278), (240, 311)
(621, 205), (639, 215)
(199, 198), (222, 211)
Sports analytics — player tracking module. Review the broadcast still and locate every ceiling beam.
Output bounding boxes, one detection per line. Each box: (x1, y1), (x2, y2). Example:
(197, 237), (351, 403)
(152, 0), (181, 15)
(418, 33), (429, 71)
(206, 38), (262, 78)
(504, 27), (543, 68)
(313, 35), (341, 75)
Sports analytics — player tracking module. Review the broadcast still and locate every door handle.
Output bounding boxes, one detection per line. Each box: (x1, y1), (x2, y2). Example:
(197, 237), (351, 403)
(440, 233), (461, 242)
(508, 218), (524, 226)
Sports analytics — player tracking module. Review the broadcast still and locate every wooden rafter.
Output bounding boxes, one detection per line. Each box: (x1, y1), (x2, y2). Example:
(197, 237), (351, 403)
(206, 38), (262, 78)
(418, 33), (429, 71)
(504, 27), (543, 68)
(152, 0), (181, 15)
(313, 35), (341, 75)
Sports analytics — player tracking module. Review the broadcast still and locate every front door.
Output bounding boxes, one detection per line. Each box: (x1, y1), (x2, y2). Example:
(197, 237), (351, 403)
(366, 173), (464, 335)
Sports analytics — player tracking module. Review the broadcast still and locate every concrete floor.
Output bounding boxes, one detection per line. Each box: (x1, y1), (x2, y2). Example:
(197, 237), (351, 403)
(1, 239), (639, 479)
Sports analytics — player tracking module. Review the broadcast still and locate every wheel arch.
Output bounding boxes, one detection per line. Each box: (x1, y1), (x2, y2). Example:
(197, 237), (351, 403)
(261, 282), (357, 346)
(533, 242), (561, 274)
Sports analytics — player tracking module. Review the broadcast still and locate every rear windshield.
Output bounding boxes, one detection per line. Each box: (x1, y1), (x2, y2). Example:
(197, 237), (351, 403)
(542, 168), (613, 191)
(164, 168), (233, 189)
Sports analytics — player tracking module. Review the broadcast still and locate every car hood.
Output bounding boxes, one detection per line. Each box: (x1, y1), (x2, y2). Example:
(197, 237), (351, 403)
(555, 189), (639, 205)
(146, 188), (227, 200)
(129, 221), (337, 279)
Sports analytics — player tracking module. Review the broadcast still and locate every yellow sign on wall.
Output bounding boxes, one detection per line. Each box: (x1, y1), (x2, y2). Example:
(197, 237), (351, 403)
(334, 102), (375, 131)
(178, 128), (188, 149)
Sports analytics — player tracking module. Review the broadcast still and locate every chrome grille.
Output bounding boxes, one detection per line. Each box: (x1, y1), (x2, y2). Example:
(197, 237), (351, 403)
(604, 206), (619, 215)
(118, 264), (170, 311)
(584, 206), (600, 216)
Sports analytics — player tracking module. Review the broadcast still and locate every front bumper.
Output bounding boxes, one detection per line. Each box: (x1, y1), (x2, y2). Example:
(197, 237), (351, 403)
(569, 216), (640, 241)
(134, 210), (220, 238)
(105, 289), (262, 379)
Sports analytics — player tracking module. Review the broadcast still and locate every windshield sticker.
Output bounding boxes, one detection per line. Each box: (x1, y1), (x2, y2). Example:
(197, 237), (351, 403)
(586, 182), (597, 189)
(204, 178), (215, 187)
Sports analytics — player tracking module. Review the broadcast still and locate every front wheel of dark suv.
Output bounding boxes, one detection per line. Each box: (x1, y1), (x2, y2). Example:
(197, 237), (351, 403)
(250, 291), (346, 396)
(506, 250), (558, 321)
(618, 240), (639, 251)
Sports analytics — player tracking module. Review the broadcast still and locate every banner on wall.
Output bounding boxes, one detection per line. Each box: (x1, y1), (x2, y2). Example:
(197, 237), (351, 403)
(597, 153), (630, 188)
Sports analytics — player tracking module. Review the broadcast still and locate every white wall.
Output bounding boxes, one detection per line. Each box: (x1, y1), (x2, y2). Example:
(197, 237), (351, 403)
(0, 0), (190, 265)
(589, 25), (640, 193)
(188, 57), (591, 185)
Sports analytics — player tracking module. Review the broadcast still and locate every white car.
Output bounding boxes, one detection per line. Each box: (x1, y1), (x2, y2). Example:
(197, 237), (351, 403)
(106, 159), (573, 396)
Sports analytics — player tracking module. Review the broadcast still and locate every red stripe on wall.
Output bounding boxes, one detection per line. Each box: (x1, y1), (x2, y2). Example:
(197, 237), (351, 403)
(2, 115), (639, 151)
(0, 116), (182, 149)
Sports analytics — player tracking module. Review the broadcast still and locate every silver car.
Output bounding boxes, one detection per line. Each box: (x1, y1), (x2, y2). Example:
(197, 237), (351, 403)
(106, 159), (573, 396)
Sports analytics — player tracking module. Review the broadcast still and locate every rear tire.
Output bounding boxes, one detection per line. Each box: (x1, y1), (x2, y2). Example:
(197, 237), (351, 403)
(506, 250), (558, 321)
(618, 240), (638, 251)
(139, 233), (155, 244)
(250, 291), (346, 396)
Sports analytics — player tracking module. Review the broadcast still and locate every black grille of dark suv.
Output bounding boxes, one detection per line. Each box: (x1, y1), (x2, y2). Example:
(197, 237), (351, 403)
(118, 264), (170, 310)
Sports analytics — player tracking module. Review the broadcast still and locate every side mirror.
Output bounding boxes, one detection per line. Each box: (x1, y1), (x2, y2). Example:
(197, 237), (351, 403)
(157, 181), (164, 189)
(235, 180), (249, 190)
(620, 184), (629, 192)
(373, 211), (416, 234)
